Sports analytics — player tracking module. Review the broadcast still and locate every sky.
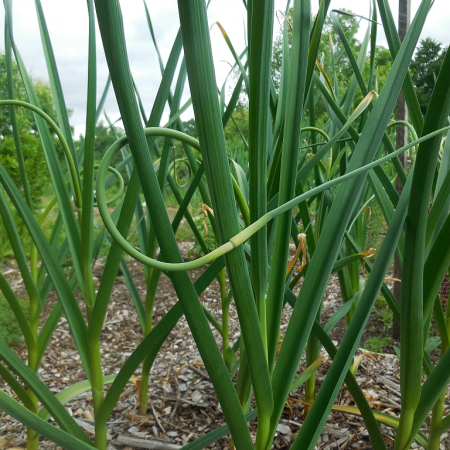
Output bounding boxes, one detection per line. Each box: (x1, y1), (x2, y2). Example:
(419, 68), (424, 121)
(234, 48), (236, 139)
(0, 0), (447, 138)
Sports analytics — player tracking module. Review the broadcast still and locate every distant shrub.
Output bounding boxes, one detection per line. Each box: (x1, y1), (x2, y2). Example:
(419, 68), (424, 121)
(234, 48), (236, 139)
(0, 294), (28, 346)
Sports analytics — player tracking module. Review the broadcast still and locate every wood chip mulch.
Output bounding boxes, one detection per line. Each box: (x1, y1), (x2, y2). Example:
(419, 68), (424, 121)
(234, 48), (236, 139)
(1, 242), (449, 450)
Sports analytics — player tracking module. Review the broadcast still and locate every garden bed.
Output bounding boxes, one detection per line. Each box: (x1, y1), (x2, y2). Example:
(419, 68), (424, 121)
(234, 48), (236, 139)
(0, 243), (449, 450)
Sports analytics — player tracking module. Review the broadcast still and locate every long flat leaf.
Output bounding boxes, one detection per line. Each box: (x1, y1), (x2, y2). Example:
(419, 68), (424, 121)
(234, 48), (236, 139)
(0, 341), (91, 444)
(4, 5), (85, 295)
(33, 0), (77, 163)
(271, 2), (431, 445)
(376, 0), (423, 133)
(177, 3), (272, 448)
(397, 36), (450, 446)
(0, 390), (95, 450)
(94, 3), (253, 447)
(0, 162), (90, 379)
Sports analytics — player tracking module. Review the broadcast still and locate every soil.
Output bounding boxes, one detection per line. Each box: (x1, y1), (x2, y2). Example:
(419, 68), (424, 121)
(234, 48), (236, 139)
(0, 243), (449, 450)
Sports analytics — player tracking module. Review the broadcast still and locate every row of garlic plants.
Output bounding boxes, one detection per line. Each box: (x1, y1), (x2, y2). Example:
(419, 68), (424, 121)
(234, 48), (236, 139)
(0, 1), (450, 450)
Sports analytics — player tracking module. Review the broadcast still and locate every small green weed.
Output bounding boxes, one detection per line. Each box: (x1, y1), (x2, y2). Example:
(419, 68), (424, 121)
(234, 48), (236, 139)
(364, 336), (393, 353)
(375, 295), (388, 309)
(187, 233), (216, 260)
(378, 310), (393, 328)
(375, 294), (393, 328)
(176, 221), (196, 242)
(367, 200), (387, 250)
(363, 295), (393, 353)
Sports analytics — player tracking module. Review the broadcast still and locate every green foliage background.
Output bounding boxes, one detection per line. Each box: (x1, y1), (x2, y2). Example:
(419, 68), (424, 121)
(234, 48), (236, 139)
(0, 55), (55, 208)
(410, 38), (447, 116)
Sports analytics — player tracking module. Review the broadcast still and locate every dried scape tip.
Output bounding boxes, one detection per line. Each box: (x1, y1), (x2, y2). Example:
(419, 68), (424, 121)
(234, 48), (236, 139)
(360, 248), (376, 276)
(286, 233), (307, 276)
(202, 204), (214, 216)
(385, 277), (401, 283)
(201, 204), (214, 237)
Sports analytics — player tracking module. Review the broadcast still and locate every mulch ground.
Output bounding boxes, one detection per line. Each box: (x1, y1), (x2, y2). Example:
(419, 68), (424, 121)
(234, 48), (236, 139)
(1, 242), (449, 450)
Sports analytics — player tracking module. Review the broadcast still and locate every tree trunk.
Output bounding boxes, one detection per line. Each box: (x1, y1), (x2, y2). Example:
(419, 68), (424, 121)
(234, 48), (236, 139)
(393, 0), (411, 341)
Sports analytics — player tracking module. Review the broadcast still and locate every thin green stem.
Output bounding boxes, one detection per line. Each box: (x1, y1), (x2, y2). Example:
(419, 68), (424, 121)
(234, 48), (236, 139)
(218, 269), (229, 354)
(98, 124), (450, 273)
(428, 389), (446, 450)
(304, 306), (322, 416)
(139, 268), (161, 415)
(26, 413), (39, 450)
(94, 421), (107, 450)
(139, 358), (151, 416)
(26, 310), (39, 450)
(0, 100), (82, 209)
(26, 380), (39, 450)
(395, 409), (416, 450)
(427, 324), (449, 450)
(89, 339), (106, 450)
(387, 120), (419, 155)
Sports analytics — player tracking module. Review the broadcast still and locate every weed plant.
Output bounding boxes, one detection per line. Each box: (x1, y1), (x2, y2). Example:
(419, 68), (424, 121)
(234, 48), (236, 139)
(363, 296), (394, 353)
(364, 336), (393, 353)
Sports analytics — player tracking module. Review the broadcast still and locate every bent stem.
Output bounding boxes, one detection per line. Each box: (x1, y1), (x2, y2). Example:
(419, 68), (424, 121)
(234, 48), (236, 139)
(98, 125), (450, 274)
(0, 100), (82, 209)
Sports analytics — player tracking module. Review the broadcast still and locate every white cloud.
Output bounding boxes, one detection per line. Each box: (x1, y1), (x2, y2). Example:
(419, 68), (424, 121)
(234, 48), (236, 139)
(0, 0), (447, 137)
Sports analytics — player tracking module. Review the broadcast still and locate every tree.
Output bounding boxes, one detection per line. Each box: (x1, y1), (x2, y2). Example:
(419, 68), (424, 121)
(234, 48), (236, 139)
(0, 54), (56, 208)
(410, 38), (446, 116)
(271, 9), (394, 131)
(272, 9), (361, 92)
(79, 120), (124, 161)
(224, 104), (249, 168)
(362, 46), (391, 94)
(182, 118), (198, 139)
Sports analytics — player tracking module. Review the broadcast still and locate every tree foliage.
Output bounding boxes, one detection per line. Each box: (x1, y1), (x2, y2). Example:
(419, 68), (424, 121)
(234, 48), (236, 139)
(272, 9), (361, 92)
(271, 9), (393, 132)
(410, 38), (447, 116)
(76, 120), (124, 163)
(0, 54), (56, 208)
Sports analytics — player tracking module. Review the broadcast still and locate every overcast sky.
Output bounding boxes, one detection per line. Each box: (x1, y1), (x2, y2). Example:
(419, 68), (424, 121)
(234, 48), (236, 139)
(0, 0), (447, 137)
